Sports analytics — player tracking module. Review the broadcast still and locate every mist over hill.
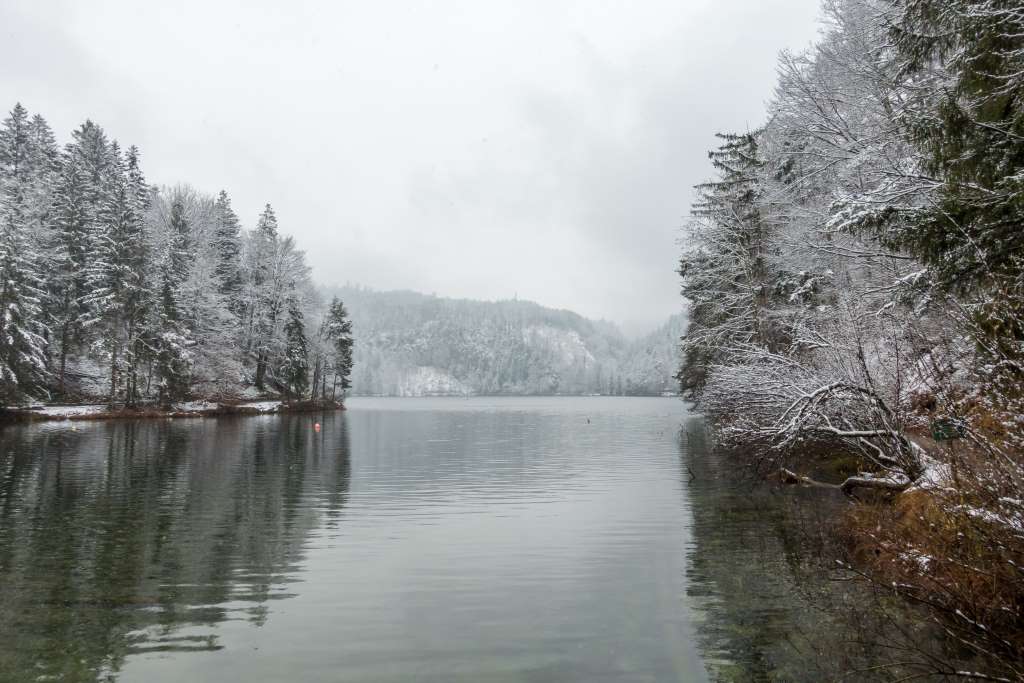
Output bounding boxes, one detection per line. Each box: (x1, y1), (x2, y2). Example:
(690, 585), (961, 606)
(325, 286), (684, 397)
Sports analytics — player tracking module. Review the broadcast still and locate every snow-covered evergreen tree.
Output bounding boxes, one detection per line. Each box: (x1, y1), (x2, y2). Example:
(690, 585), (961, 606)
(247, 204), (281, 389)
(92, 145), (151, 406)
(165, 196), (193, 292)
(212, 190), (244, 317)
(675, 5), (1024, 673)
(154, 277), (192, 408)
(882, 0), (1024, 296)
(678, 131), (775, 397)
(121, 146), (153, 405)
(48, 135), (95, 396)
(325, 297), (354, 396)
(0, 104), (31, 175)
(0, 105), (50, 401)
(0, 103), (345, 407)
(280, 296), (309, 399)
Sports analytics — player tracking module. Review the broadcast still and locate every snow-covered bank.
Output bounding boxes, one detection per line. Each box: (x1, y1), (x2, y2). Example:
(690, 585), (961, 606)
(0, 399), (342, 423)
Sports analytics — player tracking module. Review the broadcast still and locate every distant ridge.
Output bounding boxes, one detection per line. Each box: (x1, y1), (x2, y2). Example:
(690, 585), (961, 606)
(324, 285), (684, 397)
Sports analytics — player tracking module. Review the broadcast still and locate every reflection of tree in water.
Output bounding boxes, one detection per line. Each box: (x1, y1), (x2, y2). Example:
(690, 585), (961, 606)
(0, 413), (351, 682)
(682, 417), (888, 682)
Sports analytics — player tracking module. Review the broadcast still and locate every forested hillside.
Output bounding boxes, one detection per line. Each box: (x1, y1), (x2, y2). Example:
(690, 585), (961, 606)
(678, 0), (1024, 677)
(330, 286), (680, 396)
(619, 313), (688, 396)
(0, 104), (352, 407)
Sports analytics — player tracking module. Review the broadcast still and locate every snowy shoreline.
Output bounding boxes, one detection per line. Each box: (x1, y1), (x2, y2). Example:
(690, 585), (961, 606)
(0, 399), (343, 423)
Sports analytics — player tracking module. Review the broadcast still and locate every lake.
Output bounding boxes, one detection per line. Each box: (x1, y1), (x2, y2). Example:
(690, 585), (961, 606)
(0, 397), (865, 682)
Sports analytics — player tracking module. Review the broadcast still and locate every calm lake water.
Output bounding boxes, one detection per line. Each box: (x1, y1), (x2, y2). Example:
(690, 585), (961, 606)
(0, 397), (862, 682)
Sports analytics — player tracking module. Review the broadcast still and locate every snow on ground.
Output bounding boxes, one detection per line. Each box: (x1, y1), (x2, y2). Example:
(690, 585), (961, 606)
(173, 401), (219, 412)
(7, 399), (286, 420)
(239, 386), (265, 399)
(33, 405), (109, 418)
(960, 504), (1024, 534)
(910, 461), (952, 492)
(240, 401), (283, 412)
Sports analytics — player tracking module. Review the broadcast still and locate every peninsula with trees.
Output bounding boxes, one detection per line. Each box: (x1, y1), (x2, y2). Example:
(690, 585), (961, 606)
(0, 104), (353, 421)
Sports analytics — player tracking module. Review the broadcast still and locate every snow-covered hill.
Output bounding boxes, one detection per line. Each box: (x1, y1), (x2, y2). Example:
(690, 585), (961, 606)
(325, 286), (685, 396)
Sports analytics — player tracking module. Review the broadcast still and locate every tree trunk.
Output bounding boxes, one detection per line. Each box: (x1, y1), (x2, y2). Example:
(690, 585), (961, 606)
(108, 343), (119, 409)
(125, 318), (138, 408)
(58, 323), (70, 399)
(310, 355), (321, 401)
(57, 289), (72, 399)
(255, 351), (267, 389)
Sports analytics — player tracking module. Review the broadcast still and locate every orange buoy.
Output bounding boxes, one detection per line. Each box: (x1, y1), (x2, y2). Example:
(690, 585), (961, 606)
(314, 422), (321, 432)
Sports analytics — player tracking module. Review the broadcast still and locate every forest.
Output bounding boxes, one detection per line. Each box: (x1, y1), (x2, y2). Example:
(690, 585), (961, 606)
(0, 105), (353, 409)
(335, 285), (684, 396)
(678, 0), (1023, 677)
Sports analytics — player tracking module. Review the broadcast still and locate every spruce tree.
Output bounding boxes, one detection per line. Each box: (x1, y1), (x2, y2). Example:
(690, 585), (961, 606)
(678, 131), (773, 397)
(154, 276), (192, 408)
(0, 104), (31, 176)
(166, 196), (192, 289)
(885, 1), (1024, 307)
(212, 190), (243, 316)
(250, 204), (281, 388)
(865, 0), (1024, 457)
(0, 104), (340, 407)
(152, 195), (195, 406)
(94, 145), (150, 406)
(49, 141), (93, 396)
(122, 146), (152, 405)
(280, 297), (309, 399)
(45, 120), (118, 397)
(27, 114), (58, 173)
(0, 105), (50, 401)
(325, 297), (354, 396)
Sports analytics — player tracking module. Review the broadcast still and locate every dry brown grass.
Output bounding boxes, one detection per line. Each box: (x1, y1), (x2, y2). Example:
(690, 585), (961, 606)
(839, 472), (1024, 679)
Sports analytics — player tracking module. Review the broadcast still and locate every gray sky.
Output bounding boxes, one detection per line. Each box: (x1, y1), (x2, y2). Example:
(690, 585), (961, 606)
(1, 0), (820, 336)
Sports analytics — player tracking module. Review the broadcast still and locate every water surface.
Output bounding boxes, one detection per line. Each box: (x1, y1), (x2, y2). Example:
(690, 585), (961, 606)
(0, 397), (857, 682)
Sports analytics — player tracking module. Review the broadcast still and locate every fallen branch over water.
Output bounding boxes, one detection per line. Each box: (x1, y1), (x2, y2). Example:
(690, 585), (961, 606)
(779, 467), (910, 495)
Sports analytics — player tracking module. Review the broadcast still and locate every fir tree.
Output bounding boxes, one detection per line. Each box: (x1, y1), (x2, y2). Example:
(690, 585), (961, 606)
(678, 131), (774, 398)
(151, 194), (195, 406)
(884, 1), (1024, 303)
(0, 105), (50, 401)
(250, 203), (281, 389)
(27, 114), (59, 174)
(212, 190), (243, 316)
(94, 145), (150, 406)
(0, 103), (342, 407)
(48, 142), (93, 396)
(325, 297), (354, 396)
(0, 104), (31, 177)
(154, 276), (192, 408)
(46, 120), (118, 397)
(280, 297), (309, 399)
(166, 196), (193, 291)
(0, 210), (49, 401)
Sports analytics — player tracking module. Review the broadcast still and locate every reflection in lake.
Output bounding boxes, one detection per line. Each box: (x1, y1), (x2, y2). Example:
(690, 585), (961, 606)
(0, 415), (351, 681)
(0, 398), (888, 682)
(683, 416), (889, 682)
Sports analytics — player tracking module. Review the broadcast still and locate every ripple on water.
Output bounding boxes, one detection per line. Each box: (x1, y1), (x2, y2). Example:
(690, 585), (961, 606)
(0, 396), (859, 683)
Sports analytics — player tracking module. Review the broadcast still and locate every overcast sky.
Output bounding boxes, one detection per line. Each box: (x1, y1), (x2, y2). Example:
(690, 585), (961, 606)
(2, 0), (820, 336)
